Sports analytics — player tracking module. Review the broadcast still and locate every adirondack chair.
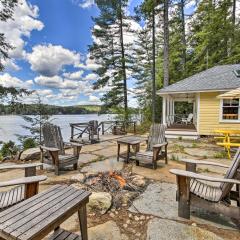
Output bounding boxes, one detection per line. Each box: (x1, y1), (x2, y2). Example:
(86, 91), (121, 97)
(135, 124), (168, 169)
(170, 148), (240, 226)
(181, 113), (193, 125)
(88, 120), (100, 143)
(41, 123), (83, 175)
(0, 163), (47, 211)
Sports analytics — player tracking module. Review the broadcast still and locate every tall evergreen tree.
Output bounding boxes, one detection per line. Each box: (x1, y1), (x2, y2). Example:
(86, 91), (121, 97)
(89, 0), (132, 120)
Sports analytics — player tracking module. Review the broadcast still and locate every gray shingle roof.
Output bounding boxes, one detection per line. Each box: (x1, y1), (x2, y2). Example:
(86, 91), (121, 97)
(158, 65), (240, 94)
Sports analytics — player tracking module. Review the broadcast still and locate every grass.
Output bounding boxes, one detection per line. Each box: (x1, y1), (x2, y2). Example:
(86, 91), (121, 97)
(213, 151), (228, 159)
(172, 144), (185, 153)
(170, 154), (180, 162)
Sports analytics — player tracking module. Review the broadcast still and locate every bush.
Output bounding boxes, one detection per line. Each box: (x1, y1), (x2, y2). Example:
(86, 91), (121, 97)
(23, 138), (37, 150)
(0, 141), (19, 159)
(0, 153), (3, 162)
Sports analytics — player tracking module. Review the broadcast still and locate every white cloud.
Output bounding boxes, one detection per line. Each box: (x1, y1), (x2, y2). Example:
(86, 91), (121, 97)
(83, 73), (98, 81)
(34, 75), (63, 88)
(0, 0), (44, 60)
(78, 0), (95, 9)
(0, 73), (33, 89)
(27, 44), (80, 77)
(63, 70), (84, 80)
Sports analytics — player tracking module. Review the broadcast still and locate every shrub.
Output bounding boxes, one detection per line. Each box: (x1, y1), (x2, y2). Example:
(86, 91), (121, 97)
(0, 153), (3, 162)
(23, 138), (37, 150)
(0, 141), (19, 159)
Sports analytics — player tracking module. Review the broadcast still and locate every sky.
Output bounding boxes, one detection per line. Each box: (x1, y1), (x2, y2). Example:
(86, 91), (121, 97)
(0, 0), (142, 106)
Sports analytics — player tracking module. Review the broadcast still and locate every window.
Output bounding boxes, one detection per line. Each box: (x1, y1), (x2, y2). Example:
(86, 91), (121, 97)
(221, 99), (240, 121)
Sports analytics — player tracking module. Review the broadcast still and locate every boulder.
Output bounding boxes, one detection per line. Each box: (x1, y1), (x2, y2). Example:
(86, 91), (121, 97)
(87, 192), (112, 214)
(20, 147), (41, 161)
(131, 175), (146, 187)
(71, 173), (85, 182)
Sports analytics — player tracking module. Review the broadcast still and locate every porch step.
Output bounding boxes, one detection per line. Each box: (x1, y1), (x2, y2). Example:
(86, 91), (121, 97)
(165, 130), (199, 140)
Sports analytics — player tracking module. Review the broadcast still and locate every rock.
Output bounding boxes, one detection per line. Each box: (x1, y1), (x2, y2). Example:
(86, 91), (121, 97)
(89, 221), (129, 240)
(184, 148), (216, 158)
(71, 173), (85, 182)
(71, 183), (85, 190)
(140, 215), (145, 220)
(129, 183), (236, 230)
(147, 218), (223, 240)
(87, 192), (112, 215)
(109, 212), (115, 218)
(20, 147), (41, 161)
(131, 175), (146, 187)
(134, 216), (139, 221)
(116, 191), (138, 206)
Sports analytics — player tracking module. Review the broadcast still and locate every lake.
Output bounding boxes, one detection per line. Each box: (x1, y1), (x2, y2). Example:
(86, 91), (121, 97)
(0, 114), (116, 144)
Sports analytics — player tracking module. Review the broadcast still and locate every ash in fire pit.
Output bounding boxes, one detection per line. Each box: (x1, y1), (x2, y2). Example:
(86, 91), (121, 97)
(81, 170), (147, 208)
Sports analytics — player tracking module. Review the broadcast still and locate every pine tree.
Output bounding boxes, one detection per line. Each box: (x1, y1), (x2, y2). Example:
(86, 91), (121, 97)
(89, 0), (133, 120)
(17, 95), (52, 145)
(0, 0), (18, 72)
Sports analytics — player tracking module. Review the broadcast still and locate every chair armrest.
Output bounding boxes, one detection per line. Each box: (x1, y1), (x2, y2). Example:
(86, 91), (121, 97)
(40, 146), (59, 152)
(170, 169), (240, 185)
(180, 159), (229, 168)
(64, 142), (83, 147)
(0, 163), (43, 170)
(0, 175), (47, 187)
(153, 142), (168, 148)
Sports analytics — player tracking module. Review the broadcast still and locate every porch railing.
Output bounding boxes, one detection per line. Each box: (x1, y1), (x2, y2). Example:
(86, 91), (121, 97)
(166, 114), (197, 126)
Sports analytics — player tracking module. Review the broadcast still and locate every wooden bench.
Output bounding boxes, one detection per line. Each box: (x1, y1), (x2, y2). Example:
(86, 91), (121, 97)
(0, 185), (91, 240)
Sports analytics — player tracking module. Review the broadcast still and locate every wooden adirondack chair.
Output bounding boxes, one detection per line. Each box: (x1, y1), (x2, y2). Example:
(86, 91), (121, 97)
(0, 163), (46, 211)
(135, 124), (168, 169)
(170, 148), (240, 226)
(41, 123), (83, 175)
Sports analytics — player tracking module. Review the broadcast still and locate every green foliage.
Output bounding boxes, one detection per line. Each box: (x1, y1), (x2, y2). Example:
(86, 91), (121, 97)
(0, 140), (19, 158)
(213, 151), (229, 159)
(0, 153), (3, 162)
(22, 138), (37, 150)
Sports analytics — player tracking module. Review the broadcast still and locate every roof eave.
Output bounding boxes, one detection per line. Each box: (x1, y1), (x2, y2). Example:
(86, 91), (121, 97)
(157, 88), (236, 95)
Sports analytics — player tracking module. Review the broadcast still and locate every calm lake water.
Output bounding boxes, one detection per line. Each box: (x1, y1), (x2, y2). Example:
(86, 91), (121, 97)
(0, 114), (115, 144)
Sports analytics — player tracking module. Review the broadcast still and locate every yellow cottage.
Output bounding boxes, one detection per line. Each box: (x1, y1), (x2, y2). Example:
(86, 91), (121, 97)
(158, 65), (240, 139)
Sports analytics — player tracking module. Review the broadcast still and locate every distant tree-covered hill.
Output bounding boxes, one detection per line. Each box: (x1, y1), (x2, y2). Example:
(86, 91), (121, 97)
(0, 104), (106, 115)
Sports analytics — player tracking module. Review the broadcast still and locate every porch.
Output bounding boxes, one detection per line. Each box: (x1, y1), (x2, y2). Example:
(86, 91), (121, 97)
(161, 93), (199, 139)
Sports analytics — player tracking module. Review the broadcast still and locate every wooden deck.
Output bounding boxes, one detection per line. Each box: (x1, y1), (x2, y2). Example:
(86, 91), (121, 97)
(167, 124), (196, 132)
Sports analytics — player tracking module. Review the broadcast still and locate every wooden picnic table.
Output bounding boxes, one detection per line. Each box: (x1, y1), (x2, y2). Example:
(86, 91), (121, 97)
(0, 185), (91, 240)
(117, 136), (147, 163)
(214, 129), (240, 159)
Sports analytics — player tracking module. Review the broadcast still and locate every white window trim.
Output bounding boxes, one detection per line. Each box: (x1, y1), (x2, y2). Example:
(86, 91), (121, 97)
(219, 98), (240, 123)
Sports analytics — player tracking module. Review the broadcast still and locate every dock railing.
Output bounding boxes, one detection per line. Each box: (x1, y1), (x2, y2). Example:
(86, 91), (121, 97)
(70, 120), (137, 143)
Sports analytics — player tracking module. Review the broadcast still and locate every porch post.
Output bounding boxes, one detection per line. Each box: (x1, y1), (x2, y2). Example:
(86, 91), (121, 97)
(162, 96), (167, 125)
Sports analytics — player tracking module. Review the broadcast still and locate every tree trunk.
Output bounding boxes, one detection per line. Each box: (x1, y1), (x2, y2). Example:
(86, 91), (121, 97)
(163, 0), (169, 87)
(119, 0), (128, 120)
(152, 6), (156, 123)
(180, 0), (186, 72)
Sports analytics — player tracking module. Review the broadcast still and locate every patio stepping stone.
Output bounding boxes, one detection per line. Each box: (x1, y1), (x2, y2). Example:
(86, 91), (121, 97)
(129, 183), (237, 230)
(88, 220), (128, 240)
(147, 218), (223, 240)
(184, 148), (217, 158)
(80, 157), (123, 173)
(78, 153), (100, 166)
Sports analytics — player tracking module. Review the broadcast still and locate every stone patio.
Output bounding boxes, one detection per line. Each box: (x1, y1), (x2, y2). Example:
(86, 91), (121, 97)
(1, 138), (240, 240)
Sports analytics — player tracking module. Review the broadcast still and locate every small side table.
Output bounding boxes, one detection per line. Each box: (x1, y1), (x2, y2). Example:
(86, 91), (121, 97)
(117, 136), (146, 163)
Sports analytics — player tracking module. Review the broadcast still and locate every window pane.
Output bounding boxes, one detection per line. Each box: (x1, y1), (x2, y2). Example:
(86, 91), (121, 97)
(223, 99), (239, 106)
(222, 106), (239, 120)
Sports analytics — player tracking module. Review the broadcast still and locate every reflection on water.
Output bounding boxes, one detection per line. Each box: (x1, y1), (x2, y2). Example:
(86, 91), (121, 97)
(0, 114), (115, 144)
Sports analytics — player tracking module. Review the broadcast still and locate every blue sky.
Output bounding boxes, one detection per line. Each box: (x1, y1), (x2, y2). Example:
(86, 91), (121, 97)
(0, 0), (196, 106)
(0, 0), (142, 106)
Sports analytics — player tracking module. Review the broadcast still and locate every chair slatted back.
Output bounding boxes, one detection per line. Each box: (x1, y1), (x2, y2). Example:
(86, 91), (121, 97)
(220, 148), (240, 200)
(42, 123), (65, 155)
(147, 124), (166, 151)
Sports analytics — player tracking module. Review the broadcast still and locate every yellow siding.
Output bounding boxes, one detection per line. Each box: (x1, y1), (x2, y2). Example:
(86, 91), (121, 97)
(199, 92), (240, 135)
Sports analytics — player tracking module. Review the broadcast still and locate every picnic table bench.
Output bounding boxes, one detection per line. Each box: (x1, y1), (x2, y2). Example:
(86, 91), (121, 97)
(214, 129), (240, 158)
(0, 185), (91, 240)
